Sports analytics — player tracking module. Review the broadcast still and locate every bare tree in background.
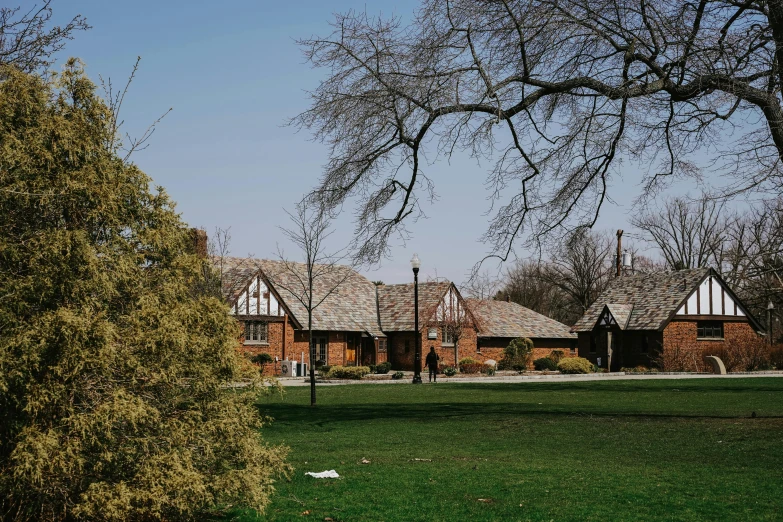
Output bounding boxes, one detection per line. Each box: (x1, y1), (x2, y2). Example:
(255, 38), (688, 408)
(266, 202), (352, 406)
(461, 269), (500, 300)
(540, 229), (614, 325)
(632, 195), (727, 270)
(497, 261), (572, 323)
(0, 1), (88, 73)
(294, 0), (783, 267)
(723, 199), (783, 333)
(497, 229), (612, 325)
(201, 226), (232, 298)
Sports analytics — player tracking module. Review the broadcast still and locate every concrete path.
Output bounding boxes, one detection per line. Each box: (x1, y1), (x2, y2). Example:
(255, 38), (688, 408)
(276, 371), (783, 387)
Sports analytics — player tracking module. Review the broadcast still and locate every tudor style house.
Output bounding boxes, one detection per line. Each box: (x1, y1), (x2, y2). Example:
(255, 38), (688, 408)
(217, 257), (481, 371)
(467, 299), (577, 367)
(218, 256), (386, 368)
(571, 267), (764, 371)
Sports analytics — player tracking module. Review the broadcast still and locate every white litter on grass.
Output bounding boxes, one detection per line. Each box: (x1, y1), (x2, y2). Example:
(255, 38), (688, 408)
(305, 470), (340, 479)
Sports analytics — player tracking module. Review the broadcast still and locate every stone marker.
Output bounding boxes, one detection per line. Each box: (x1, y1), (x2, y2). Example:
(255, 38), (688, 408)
(704, 356), (727, 375)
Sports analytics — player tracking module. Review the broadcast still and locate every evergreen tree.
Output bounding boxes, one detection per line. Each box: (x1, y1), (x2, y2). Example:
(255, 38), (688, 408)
(0, 61), (288, 521)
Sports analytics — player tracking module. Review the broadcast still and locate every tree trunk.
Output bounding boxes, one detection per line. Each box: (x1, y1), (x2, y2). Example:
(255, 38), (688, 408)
(308, 308), (316, 406)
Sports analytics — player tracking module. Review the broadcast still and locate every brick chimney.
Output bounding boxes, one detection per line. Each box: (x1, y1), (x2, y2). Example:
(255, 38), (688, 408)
(189, 228), (208, 258)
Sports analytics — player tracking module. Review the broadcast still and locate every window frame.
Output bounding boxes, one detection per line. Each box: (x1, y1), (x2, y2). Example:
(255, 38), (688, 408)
(244, 320), (269, 345)
(378, 338), (387, 353)
(697, 321), (724, 340)
(427, 327), (438, 340)
(441, 326), (455, 346)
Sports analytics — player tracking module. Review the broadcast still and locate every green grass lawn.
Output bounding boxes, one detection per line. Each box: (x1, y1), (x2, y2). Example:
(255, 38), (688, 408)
(237, 378), (783, 521)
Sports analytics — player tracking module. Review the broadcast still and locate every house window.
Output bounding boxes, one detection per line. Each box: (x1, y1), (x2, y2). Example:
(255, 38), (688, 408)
(697, 321), (724, 339)
(442, 326), (454, 346)
(244, 321), (268, 344)
(378, 339), (387, 353)
(320, 341), (327, 364)
(404, 340), (411, 353)
(427, 327), (438, 340)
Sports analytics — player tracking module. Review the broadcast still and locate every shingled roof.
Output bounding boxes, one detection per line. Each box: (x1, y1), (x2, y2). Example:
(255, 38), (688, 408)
(214, 256), (262, 305)
(214, 257), (384, 336)
(571, 268), (710, 332)
(467, 299), (576, 339)
(377, 282), (452, 331)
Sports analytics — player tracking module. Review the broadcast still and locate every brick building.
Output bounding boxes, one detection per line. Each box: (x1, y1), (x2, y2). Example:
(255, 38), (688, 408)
(377, 282), (478, 370)
(571, 268), (764, 371)
(467, 299), (577, 367)
(218, 257), (385, 369)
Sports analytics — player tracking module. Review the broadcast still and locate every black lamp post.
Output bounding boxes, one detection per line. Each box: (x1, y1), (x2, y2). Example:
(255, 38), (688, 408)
(768, 300), (775, 346)
(411, 253), (422, 384)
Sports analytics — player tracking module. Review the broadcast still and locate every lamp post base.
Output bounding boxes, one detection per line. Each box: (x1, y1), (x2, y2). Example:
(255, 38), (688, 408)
(412, 373), (422, 384)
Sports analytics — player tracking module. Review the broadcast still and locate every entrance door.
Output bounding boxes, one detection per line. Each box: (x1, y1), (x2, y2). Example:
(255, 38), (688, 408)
(314, 336), (328, 365)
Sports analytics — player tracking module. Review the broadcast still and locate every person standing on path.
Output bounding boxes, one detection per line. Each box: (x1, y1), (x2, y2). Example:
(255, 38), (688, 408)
(425, 346), (440, 383)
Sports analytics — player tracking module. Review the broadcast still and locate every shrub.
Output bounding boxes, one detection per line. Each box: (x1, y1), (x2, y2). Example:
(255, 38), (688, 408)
(391, 371), (405, 380)
(459, 357), (484, 374)
(548, 350), (565, 364)
(771, 345), (783, 370)
(497, 337), (533, 371)
(0, 65), (288, 521)
(443, 366), (457, 377)
(703, 331), (771, 372)
(460, 362), (484, 374)
(484, 364), (496, 376)
(319, 365), (332, 376)
(374, 361), (392, 374)
(324, 365), (370, 379)
(251, 352), (273, 365)
(533, 357), (558, 371)
(558, 357), (594, 374)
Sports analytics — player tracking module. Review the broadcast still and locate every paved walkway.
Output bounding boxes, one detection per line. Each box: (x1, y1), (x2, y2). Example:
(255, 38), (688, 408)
(276, 371), (783, 387)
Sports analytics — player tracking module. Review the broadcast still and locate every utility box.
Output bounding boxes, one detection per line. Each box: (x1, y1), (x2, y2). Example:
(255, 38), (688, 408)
(297, 362), (308, 377)
(280, 361), (297, 377)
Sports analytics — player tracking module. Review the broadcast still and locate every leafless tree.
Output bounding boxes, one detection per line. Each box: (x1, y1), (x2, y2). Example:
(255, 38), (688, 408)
(632, 195), (728, 271)
(422, 290), (483, 369)
(461, 269), (501, 299)
(497, 229), (613, 325)
(541, 229), (613, 324)
(266, 201), (353, 406)
(498, 261), (572, 323)
(294, 0), (783, 266)
(723, 198), (783, 332)
(0, 1), (88, 73)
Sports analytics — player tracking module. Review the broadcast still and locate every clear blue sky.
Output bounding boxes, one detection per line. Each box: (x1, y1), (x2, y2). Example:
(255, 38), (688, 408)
(51, 0), (694, 286)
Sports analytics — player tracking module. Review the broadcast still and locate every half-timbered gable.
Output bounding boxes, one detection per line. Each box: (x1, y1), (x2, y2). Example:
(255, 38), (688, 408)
(214, 256), (385, 369)
(572, 268), (763, 372)
(377, 281), (478, 370)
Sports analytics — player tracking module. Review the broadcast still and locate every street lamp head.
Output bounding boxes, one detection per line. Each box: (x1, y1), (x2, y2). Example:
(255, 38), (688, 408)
(410, 253), (421, 270)
(768, 300), (775, 311)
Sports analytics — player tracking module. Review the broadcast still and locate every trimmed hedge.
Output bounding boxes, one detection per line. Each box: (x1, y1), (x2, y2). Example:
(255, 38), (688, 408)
(374, 361), (392, 374)
(557, 357), (594, 374)
(533, 357), (558, 371)
(324, 365), (370, 379)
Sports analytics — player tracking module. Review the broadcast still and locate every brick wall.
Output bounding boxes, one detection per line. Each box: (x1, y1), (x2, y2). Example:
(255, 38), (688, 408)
(387, 327), (478, 370)
(476, 337), (576, 369)
(662, 319), (758, 371)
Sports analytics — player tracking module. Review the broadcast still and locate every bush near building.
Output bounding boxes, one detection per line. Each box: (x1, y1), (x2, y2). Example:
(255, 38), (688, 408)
(558, 357), (595, 374)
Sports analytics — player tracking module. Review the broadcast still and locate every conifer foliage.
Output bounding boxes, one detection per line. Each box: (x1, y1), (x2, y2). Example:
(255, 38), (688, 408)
(0, 62), (288, 521)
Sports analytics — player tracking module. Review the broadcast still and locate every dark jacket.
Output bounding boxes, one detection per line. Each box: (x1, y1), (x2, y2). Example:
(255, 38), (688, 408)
(425, 351), (439, 369)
